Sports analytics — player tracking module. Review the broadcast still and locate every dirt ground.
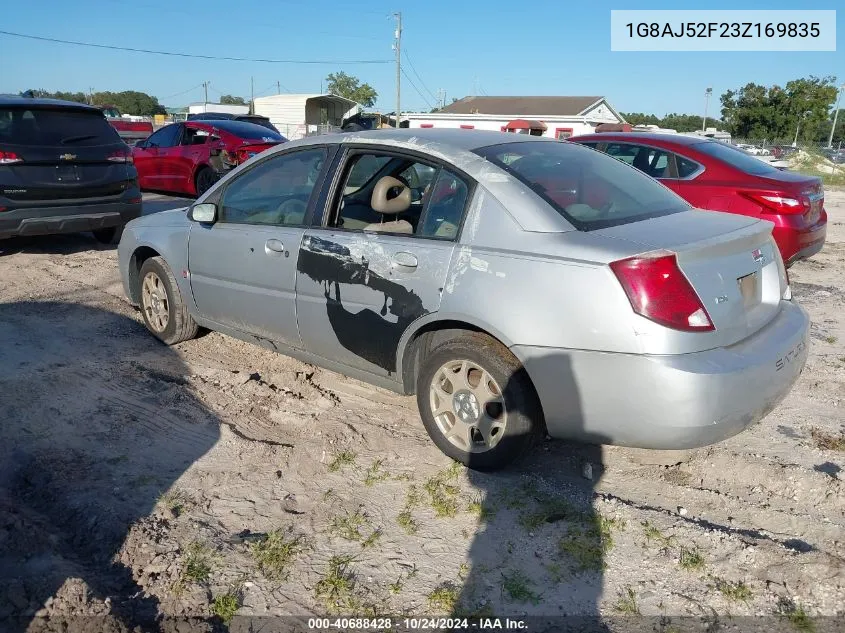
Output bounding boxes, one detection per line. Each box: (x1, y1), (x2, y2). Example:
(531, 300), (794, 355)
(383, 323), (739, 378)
(0, 190), (843, 632)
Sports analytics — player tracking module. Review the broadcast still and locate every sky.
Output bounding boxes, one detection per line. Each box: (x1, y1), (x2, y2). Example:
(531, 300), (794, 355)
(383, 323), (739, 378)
(1, 0), (842, 117)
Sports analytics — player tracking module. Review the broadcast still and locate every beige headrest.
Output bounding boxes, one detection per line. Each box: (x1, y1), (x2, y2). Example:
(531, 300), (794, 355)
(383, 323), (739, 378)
(371, 176), (411, 215)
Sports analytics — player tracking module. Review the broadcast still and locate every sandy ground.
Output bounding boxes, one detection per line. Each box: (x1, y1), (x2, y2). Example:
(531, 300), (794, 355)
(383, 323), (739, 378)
(0, 191), (843, 632)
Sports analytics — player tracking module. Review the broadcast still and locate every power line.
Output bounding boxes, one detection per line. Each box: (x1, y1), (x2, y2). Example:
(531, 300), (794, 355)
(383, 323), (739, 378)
(403, 50), (437, 103)
(159, 84), (205, 100)
(0, 30), (393, 64)
(400, 67), (433, 110)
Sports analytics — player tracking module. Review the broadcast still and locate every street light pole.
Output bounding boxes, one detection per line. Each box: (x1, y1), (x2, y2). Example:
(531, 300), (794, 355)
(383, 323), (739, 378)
(702, 87), (712, 131)
(827, 83), (844, 148)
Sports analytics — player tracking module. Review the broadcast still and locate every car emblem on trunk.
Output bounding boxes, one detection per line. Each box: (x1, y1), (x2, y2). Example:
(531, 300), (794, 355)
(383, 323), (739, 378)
(751, 248), (764, 263)
(59, 153), (77, 161)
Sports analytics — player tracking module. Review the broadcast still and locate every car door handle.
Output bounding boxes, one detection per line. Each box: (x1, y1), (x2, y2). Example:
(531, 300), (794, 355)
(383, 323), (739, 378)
(392, 251), (417, 270)
(264, 239), (285, 255)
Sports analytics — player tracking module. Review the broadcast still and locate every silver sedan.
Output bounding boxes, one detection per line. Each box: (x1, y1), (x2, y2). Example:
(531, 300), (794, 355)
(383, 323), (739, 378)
(118, 129), (810, 470)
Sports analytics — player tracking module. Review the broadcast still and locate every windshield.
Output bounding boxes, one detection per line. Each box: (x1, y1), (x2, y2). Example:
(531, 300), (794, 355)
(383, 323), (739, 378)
(692, 140), (779, 176)
(0, 107), (121, 146)
(474, 141), (690, 230)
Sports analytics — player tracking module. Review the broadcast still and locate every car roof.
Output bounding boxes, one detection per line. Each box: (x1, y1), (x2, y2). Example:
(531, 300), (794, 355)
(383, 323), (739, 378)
(570, 132), (714, 147)
(188, 118), (284, 137)
(0, 95), (102, 112)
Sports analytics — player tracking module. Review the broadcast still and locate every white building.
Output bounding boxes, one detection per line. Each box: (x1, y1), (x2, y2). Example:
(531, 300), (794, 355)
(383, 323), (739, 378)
(404, 96), (626, 139)
(187, 102), (250, 116)
(253, 94), (360, 140)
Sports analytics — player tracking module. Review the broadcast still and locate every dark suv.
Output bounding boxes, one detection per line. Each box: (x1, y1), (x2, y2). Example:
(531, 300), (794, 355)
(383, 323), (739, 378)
(0, 96), (142, 243)
(186, 112), (280, 134)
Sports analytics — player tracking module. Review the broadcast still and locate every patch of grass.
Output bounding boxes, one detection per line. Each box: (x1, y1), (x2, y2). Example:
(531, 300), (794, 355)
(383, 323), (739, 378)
(393, 472), (414, 481)
(467, 496), (496, 523)
(329, 508), (369, 541)
(361, 529), (382, 549)
(211, 592), (240, 624)
(778, 597), (815, 633)
(501, 570), (541, 605)
(428, 582), (460, 613)
(182, 541), (214, 584)
(250, 529), (307, 581)
(521, 498), (580, 531)
(315, 555), (359, 614)
(328, 449), (357, 472)
(810, 427), (845, 452)
(322, 488), (335, 501)
(544, 562), (566, 583)
(424, 466), (462, 518)
(714, 577), (753, 602)
(824, 335), (838, 344)
(159, 488), (192, 518)
(641, 520), (673, 547)
(458, 563), (470, 580)
(364, 459), (390, 486)
(397, 509), (418, 535)
(679, 547), (705, 571)
(389, 577), (404, 594)
(614, 586), (640, 615)
(558, 515), (624, 572)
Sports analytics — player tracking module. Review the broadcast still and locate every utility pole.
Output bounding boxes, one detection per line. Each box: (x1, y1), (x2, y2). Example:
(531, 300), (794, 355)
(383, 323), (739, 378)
(277, 81), (281, 95)
(702, 87), (712, 131)
(88, 86), (94, 105)
(437, 88), (446, 110)
(202, 81), (209, 111)
(828, 82), (844, 148)
(393, 12), (402, 128)
(250, 76), (254, 114)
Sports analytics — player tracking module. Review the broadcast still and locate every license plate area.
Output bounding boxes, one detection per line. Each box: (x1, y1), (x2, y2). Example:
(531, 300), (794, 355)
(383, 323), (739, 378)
(738, 271), (761, 308)
(56, 165), (80, 182)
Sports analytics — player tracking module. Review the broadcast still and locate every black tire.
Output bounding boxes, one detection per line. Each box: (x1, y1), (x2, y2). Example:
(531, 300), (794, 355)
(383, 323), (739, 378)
(137, 256), (199, 345)
(92, 225), (123, 245)
(416, 332), (543, 471)
(194, 166), (217, 197)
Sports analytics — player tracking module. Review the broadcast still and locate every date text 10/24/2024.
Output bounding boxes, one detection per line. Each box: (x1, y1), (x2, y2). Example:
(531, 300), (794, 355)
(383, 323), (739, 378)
(307, 618), (528, 631)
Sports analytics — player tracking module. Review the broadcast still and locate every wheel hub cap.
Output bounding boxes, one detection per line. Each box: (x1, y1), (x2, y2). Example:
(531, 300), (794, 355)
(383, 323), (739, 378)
(453, 390), (480, 423)
(141, 272), (169, 333)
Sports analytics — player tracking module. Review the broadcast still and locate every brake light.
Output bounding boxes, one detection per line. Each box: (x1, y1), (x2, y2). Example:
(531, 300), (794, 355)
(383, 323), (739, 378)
(107, 149), (133, 164)
(610, 251), (715, 332)
(0, 150), (22, 165)
(740, 191), (807, 214)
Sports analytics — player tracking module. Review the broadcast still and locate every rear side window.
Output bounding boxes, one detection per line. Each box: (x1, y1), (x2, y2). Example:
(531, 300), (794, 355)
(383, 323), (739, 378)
(692, 140), (778, 176)
(605, 143), (672, 178)
(0, 107), (121, 146)
(676, 155), (703, 178)
(475, 141), (690, 230)
(205, 120), (284, 142)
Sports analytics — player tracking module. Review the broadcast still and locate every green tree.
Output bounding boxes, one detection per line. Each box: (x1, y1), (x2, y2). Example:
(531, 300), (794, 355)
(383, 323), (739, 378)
(91, 91), (166, 116)
(220, 94), (247, 105)
(23, 89), (87, 103)
(325, 71), (377, 107)
(621, 112), (724, 131)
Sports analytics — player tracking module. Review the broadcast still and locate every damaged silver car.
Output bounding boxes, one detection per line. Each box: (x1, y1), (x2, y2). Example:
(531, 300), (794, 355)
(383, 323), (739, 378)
(118, 129), (810, 470)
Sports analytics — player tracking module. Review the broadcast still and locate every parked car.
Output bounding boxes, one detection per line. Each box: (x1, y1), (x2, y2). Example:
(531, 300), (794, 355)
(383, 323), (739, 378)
(132, 120), (287, 196)
(0, 95), (141, 243)
(569, 132), (827, 266)
(99, 105), (155, 145)
(187, 111), (280, 134)
(771, 145), (799, 159)
(821, 147), (845, 164)
(118, 129), (809, 470)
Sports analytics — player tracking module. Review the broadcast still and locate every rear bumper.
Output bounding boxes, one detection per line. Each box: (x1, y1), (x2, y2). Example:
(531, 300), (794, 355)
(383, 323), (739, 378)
(772, 210), (827, 265)
(513, 300), (810, 449)
(0, 198), (142, 240)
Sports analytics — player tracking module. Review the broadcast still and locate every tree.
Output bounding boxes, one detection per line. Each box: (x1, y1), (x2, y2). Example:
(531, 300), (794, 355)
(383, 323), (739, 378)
(220, 94), (247, 105)
(325, 71), (377, 107)
(23, 89), (87, 103)
(91, 91), (166, 116)
(621, 112), (724, 131)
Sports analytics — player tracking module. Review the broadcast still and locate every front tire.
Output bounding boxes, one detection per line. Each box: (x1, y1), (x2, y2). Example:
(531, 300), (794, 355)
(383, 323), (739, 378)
(416, 333), (543, 471)
(138, 256), (198, 345)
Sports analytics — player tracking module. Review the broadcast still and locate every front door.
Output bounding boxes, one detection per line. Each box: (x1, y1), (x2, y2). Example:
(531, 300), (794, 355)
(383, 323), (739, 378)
(187, 146), (329, 348)
(134, 123), (182, 190)
(296, 149), (471, 378)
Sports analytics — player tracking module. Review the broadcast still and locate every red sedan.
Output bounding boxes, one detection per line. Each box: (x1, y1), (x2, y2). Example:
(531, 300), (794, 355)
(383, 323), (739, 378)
(132, 120), (286, 197)
(569, 132), (827, 266)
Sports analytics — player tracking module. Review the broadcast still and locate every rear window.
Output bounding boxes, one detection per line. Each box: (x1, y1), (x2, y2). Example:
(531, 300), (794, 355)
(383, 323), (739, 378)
(0, 107), (121, 146)
(692, 140), (778, 176)
(205, 119), (284, 141)
(474, 141), (690, 230)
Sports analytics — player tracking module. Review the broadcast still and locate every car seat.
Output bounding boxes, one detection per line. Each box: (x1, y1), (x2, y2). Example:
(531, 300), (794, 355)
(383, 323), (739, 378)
(364, 176), (413, 234)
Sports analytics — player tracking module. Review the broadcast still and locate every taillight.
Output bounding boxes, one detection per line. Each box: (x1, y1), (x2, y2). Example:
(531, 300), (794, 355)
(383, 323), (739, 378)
(107, 149), (133, 164)
(610, 251), (715, 332)
(740, 191), (807, 214)
(0, 150), (22, 165)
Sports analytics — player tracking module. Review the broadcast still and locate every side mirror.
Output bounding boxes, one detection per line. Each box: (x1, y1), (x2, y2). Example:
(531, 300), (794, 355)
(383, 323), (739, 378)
(189, 203), (217, 223)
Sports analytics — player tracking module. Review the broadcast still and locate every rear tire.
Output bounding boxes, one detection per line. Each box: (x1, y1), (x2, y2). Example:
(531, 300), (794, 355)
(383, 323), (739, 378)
(416, 332), (543, 471)
(194, 166), (217, 197)
(138, 256), (198, 345)
(92, 225), (123, 245)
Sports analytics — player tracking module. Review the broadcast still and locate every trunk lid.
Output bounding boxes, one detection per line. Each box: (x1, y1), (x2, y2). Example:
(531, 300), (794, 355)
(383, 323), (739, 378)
(598, 209), (787, 347)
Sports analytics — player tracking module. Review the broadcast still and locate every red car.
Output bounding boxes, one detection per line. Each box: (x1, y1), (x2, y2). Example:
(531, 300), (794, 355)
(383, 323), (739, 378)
(132, 119), (286, 196)
(569, 132), (827, 266)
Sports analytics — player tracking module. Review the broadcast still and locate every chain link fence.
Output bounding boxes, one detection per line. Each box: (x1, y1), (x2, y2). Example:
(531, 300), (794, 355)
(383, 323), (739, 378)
(731, 138), (845, 186)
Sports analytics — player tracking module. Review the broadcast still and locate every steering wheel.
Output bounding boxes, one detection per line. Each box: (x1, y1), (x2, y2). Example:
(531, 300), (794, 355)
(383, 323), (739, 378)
(275, 198), (307, 223)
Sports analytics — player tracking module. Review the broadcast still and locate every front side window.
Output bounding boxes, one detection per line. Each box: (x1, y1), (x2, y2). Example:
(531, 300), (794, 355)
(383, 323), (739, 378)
(146, 124), (181, 148)
(220, 148), (326, 226)
(475, 141), (690, 230)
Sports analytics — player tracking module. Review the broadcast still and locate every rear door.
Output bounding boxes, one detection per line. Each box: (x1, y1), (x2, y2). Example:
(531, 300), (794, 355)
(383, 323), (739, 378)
(296, 147), (468, 378)
(0, 105), (134, 207)
(173, 124), (211, 190)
